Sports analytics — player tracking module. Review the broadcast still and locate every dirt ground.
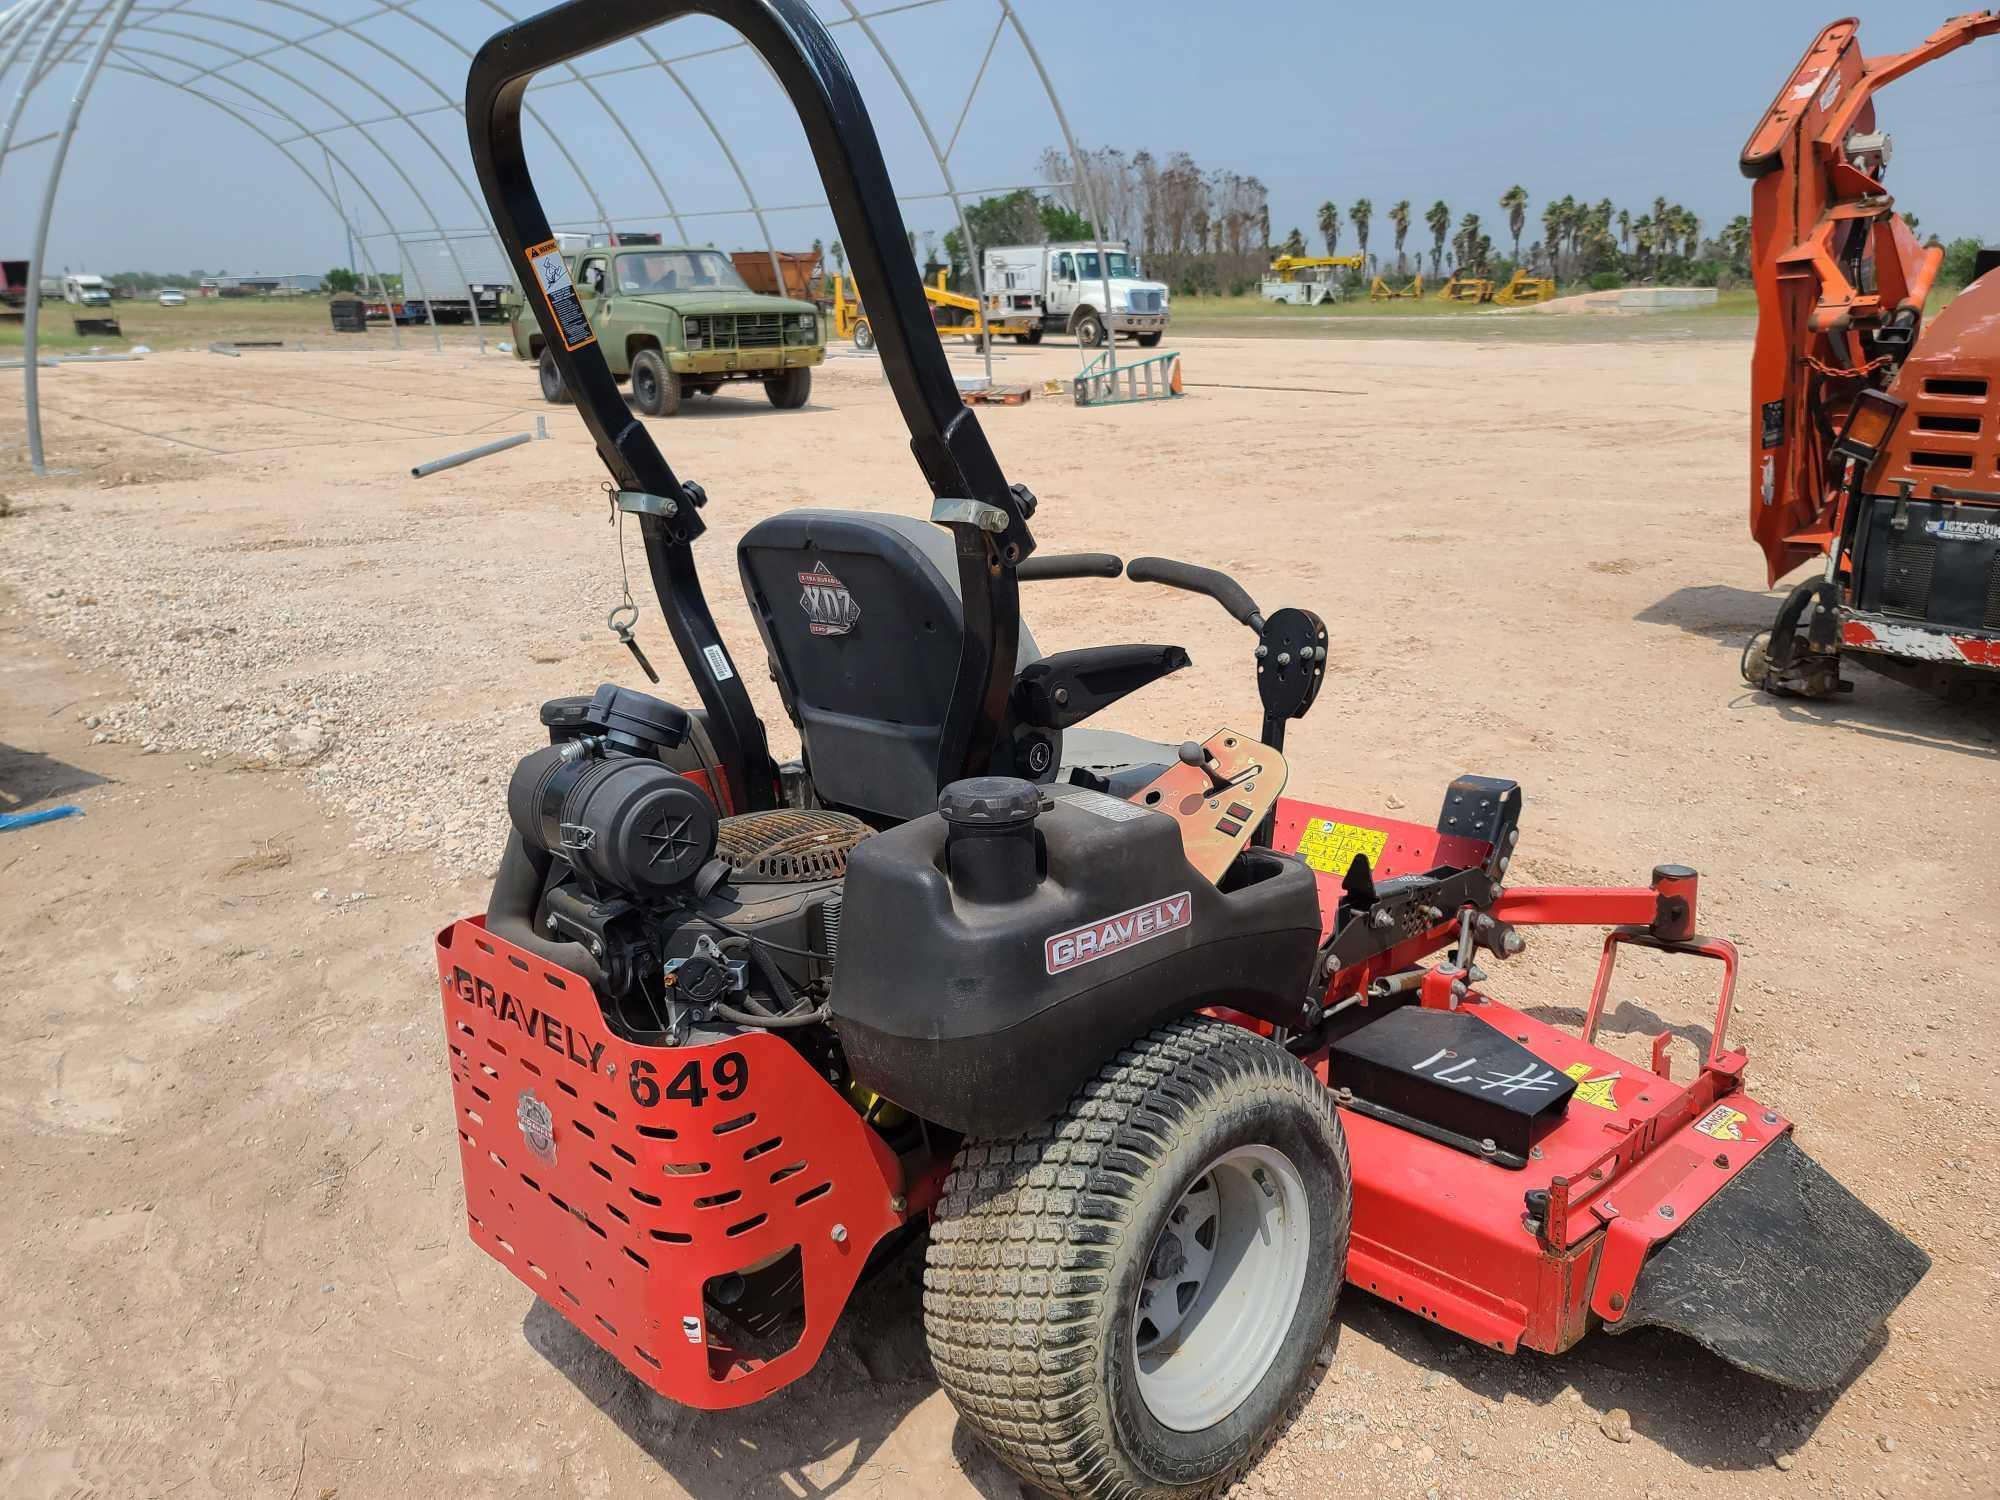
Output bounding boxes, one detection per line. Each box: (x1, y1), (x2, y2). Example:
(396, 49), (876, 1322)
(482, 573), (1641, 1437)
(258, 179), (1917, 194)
(2, 332), (1995, 1500)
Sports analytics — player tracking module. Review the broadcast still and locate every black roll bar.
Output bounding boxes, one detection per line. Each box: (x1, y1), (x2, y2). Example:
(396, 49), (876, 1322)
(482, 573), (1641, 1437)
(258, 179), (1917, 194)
(465, 0), (1039, 807)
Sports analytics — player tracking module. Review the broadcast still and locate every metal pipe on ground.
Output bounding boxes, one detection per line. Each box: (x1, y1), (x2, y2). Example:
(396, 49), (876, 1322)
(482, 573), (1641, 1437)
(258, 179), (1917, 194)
(410, 418), (547, 479)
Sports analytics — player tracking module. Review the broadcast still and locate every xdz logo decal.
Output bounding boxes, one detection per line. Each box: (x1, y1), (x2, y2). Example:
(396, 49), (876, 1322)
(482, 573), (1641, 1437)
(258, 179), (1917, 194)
(798, 560), (861, 636)
(1045, 892), (1192, 974)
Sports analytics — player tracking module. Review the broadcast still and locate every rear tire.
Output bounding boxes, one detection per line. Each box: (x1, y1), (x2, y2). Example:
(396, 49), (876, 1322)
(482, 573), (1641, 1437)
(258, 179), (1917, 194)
(852, 318), (874, 351)
(925, 1017), (1349, 1500)
(537, 347), (569, 404)
(765, 367), (812, 409)
(629, 349), (679, 417)
(1026, 325), (1045, 345)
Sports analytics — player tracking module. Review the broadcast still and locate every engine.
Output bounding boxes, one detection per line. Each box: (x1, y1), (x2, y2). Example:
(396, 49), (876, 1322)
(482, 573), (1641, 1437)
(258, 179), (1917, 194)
(488, 683), (864, 1043)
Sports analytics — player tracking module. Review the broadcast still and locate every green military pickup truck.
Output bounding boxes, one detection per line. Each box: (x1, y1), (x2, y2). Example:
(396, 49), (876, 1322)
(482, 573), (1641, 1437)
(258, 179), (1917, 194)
(510, 245), (824, 417)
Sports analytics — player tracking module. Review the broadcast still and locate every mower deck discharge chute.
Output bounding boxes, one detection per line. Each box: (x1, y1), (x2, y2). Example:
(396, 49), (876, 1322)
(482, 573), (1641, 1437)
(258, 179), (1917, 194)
(445, 4), (1930, 1493)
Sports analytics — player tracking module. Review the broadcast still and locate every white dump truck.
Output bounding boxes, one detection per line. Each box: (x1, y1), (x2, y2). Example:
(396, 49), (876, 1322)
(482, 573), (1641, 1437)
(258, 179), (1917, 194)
(979, 240), (1170, 347)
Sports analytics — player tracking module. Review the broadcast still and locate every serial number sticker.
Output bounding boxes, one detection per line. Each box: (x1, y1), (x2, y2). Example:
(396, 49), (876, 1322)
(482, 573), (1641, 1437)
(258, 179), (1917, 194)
(525, 238), (596, 352)
(1294, 819), (1388, 875)
(1050, 786), (1153, 823)
(703, 643), (735, 681)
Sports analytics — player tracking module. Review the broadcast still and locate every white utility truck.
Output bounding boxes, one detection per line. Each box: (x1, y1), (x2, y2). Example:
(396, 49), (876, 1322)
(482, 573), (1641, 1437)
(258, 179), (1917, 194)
(979, 240), (1170, 347)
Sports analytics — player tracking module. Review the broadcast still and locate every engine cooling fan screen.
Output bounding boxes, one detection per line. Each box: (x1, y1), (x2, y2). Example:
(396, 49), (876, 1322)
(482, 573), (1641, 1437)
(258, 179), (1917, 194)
(715, 809), (872, 883)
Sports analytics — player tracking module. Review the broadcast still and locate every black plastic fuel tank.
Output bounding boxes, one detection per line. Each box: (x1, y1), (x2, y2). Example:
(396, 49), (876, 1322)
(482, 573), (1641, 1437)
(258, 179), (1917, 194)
(830, 779), (1323, 1136)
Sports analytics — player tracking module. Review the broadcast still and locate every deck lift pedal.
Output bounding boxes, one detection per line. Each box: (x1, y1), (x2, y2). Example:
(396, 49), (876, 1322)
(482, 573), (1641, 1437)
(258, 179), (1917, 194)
(440, 5), (1932, 1496)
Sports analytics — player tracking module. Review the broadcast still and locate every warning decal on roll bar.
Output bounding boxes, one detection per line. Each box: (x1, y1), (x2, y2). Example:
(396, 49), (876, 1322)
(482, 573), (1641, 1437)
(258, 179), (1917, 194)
(525, 239), (596, 352)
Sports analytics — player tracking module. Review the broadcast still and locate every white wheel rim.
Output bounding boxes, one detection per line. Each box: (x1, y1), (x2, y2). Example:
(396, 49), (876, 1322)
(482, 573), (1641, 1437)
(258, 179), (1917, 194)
(1132, 1144), (1310, 1432)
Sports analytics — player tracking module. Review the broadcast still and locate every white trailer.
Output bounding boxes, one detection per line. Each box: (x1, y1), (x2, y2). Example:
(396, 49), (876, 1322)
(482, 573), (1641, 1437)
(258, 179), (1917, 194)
(980, 241), (1170, 347)
(398, 235), (515, 324)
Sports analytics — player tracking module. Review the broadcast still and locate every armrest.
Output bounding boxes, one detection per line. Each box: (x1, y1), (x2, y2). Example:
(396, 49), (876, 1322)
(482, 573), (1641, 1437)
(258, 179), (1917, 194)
(1017, 552), (1123, 581)
(1014, 643), (1191, 732)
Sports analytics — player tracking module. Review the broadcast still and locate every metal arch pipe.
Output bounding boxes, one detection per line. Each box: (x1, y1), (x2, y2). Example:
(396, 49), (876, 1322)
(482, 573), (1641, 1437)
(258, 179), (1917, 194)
(0, 0), (87, 194)
(159, 0), (520, 329)
(467, 0), (694, 248)
(120, 18), (463, 351)
(114, 32), (445, 351)
(995, 0), (1117, 344)
(374, 0), (616, 246)
(21, 0), (137, 475)
(835, 0), (992, 380)
(125, 11), (488, 351)
(102, 53), (404, 337)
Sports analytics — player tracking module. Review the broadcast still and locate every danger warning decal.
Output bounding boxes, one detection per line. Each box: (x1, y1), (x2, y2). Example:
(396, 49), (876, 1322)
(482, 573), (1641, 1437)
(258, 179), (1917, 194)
(525, 238), (596, 352)
(1693, 1103), (1748, 1141)
(1563, 1062), (1621, 1111)
(1045, 892), (1191, 975)
(1294, 819), (1388, 876)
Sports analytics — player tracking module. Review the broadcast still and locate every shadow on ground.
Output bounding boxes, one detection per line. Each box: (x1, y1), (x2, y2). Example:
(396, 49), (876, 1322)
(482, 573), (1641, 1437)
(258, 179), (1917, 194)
(525, 1236), (1021, 1498)
(0, 741), (107, 812)
(525, 1188), (1863, 1491)
(1639, 585), (2000, 760)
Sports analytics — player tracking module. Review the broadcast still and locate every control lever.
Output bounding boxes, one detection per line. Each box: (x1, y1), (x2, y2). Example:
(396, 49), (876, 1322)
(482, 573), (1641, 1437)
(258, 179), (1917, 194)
(1178, 739), (1232, 794)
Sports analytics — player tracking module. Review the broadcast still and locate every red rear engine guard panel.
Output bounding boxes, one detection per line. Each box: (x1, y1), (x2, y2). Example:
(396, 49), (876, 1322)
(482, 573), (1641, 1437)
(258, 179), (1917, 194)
(437, 918), (904, 1409)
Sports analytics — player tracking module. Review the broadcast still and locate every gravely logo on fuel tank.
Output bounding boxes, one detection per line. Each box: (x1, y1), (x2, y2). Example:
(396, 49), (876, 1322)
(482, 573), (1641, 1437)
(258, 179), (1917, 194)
(1045, 893), (1192, 975)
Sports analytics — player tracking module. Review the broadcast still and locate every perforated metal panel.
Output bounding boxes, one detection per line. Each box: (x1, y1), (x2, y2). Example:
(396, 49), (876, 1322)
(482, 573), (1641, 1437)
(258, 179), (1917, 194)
(437, 917), (903, 1408)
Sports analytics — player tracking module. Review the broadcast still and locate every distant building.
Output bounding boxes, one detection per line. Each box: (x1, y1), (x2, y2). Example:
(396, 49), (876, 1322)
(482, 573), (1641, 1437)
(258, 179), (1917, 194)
(201, 273), (323, 296)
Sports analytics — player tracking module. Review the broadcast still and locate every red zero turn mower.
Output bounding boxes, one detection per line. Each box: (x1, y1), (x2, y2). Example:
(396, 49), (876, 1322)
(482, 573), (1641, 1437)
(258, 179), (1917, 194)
(448, 6), (1929, 1495)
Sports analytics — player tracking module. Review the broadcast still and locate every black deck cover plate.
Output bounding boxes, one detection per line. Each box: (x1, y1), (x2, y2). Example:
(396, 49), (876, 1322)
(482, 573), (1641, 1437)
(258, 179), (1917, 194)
(1331, 1005), (1575, 1162)
(1608, 1132), (1931, 1390)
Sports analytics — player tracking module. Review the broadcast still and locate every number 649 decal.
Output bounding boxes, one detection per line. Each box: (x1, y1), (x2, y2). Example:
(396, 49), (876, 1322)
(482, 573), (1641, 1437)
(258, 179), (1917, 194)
(628, 1052), (748, 1109)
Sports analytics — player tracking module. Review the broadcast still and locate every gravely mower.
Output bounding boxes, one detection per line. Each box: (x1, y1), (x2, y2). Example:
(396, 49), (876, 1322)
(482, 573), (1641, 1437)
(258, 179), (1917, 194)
(1741, 11), (2000, 700)
(442, 5), (1930, 1495)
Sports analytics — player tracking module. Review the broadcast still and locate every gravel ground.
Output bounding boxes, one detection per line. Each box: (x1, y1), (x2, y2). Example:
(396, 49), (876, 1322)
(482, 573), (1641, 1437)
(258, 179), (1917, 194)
(1, 337), (1995, 1499)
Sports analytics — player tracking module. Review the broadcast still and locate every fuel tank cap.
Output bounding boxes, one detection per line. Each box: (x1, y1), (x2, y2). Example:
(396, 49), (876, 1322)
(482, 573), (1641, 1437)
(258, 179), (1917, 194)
(938, 776), (1041, 828)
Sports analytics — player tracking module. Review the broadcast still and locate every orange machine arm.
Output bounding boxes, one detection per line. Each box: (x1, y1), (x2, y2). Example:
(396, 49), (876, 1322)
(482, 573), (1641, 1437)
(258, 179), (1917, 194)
(1740, 11), (2000, 586)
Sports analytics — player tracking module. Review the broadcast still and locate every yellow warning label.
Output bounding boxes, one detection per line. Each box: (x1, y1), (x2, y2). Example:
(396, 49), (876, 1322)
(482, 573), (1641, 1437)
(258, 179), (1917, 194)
(1294, 819), (1388, 876)
(1693, 1104), (1747, 1141)
(1564, 1062), (1621, 1111)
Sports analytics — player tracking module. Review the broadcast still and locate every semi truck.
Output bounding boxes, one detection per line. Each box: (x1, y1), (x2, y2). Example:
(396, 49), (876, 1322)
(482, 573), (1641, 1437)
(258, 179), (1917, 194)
(979, 239), (1170, 346)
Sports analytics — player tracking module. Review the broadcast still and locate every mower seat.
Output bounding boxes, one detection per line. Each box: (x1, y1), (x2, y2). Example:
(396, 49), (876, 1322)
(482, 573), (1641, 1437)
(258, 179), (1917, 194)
(739, 510), (1047, 822)
(739, 510), (1179, 823)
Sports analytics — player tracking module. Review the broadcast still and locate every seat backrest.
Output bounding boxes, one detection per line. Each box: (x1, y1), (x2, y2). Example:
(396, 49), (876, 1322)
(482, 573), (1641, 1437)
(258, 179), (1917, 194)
(737, 509), (1039, 822)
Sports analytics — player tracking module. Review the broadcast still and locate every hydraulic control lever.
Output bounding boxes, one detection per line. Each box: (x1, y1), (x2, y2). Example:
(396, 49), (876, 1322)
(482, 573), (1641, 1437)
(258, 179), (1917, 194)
(1125, 556), (1329, 756)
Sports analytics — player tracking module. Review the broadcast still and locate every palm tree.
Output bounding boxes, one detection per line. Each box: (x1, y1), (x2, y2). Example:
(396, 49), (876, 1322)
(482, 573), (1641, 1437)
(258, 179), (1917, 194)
(1281, 226), (1307, 258)
(1616, 209), (1630, 249)
(1317, 201), (1340, 257)
(1541, 198), (1564, 277)
(1425, 200), (1450, 279)
(1499, 184), (1528, 266)
(1454, 212), (1485, 274)
(1349, 199), (1372, 266)
(1388, 200), (1411, 272)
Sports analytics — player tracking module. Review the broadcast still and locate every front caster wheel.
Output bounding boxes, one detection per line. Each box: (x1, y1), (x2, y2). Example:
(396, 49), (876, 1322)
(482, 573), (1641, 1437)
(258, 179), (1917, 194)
(924, 1017), (1350, 1500)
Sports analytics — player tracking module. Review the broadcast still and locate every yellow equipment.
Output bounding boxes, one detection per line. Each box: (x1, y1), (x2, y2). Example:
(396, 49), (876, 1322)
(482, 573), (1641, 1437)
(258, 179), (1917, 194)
(1368, 274), (1425, 300)
(1265, 254), (1365, 281)
(1491, 268), (1557, 306)
(830, 271), (1033, 350)
(1434, 274), (1496, 303)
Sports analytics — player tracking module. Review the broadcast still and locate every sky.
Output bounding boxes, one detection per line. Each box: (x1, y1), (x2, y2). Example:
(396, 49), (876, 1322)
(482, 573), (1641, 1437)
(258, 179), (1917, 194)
(4, 0), (1996, 279)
